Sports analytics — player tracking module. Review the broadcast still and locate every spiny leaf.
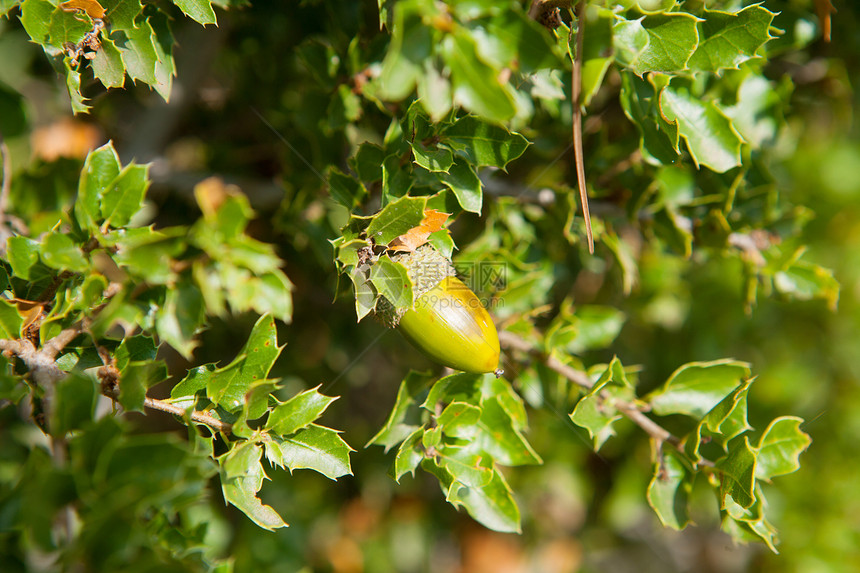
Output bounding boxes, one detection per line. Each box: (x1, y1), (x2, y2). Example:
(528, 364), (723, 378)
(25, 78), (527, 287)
(441, 30), (516, 123)
(264, 424), (353, 480)
(570, 357), (633, 449)
(647, 449), (693, 530)
(444, 465), (521, 533)
(688, 5), (776, 72)
(753, 416), (811, 481)
(647, 359), (751, 419)
(366, 195), (428, 245)
(205, 314), (282, 410)
(717, 436), (757, 509)
(367, 370), (434, 451)
(219, 442), (287, 530)
(613, 12), (700, 75)
(266, 386), (338, 437)
(659, 87), (744, 173)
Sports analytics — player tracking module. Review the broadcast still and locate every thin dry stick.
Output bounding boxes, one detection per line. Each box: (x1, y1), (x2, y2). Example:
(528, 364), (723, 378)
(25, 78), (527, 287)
(571, 0), (594, 253)
(499, 331), (682, 450)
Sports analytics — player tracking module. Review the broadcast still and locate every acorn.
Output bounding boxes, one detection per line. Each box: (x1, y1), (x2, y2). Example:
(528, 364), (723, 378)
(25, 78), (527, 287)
(376, 245), (501, 374)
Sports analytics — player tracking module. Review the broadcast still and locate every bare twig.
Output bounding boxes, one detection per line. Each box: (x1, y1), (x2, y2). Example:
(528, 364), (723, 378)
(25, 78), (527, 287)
(499, 330), (684, 451)
(570, 1), (594, 253)
(0, 338), (66, 386)
(100, 382), (233, 434)
(42, 326), (83, 359)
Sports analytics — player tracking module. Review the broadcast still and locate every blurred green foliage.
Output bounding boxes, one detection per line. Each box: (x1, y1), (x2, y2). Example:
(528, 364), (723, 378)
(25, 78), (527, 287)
(0, 0), (858, 571)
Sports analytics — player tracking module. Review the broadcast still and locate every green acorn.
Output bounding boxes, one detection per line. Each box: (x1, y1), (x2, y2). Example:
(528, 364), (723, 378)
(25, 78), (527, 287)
(376, 245), (501, 374)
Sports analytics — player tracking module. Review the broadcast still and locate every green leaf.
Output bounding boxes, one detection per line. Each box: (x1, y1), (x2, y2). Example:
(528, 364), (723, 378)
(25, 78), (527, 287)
(394, 428), (425, 481)
(417, 60), (453, 121)
(365, 195), (427, 245)
(76, 142), (121, 230)
(688, 378), (753, 463)
(118, 360), (168, 413)
(570, 357), (634, 449)
(348, 265), (376, 322)
(206, 314), (282, 411)
(647, 359), (751, 419)
(688, 6), (776, 72)
(64, 63), (90, 115)
(101, 162), (149, 228)
(716, 436), (757, 509)
(445, 465), (521, 533)
(378, 0), (433, 101)
(367, 370), (434, 450)
(50, 373), (96, 435)
(170, 0), (217, 25)
(266, 386), (338, 436)
(19, 0), (55, 46)
(219, 442), (287, 530)
(49, 7), (92, 45)
(171, 363), (218, 400)
(100, 0), (143, 30)
(0, 299), (23, 339)
(647, 449), (693, 530)
(619, 72), (680, 165)
(155, 278), (205, 360)
(39, 232), (88, 273)
(116, 227), (186, 285)
(411, 141), (454, 173)
(327, 166), (367, 209)
(437, 447), (493, 488)
(441, 30), (516, 123)
(247, 271), (294, 325)
(546, 305), (626, 354)
(92, 35), (126, 89)
(613, 12), (699, 75)
(264, 424), (353, 480)
(115, 334), (158, 370)
(437, 158), (482, 214)
(350, 143), (385, 182)
(150, 11), (176, 101)
(659, 86), (743, 173)
(773, 259), (840, 310)
(370, 255), (414, 310)
(6, 236), (42, 279)
(437, 401), (481, 439)
(0, 0), (20, 14)
(442, 115), (529, 169)
(753, 416), (811, 481)
(473, 397), (541, 466)
(580, 9), (614, 107)
(721, 486), (778, 552)
(110, 19), (158, 86)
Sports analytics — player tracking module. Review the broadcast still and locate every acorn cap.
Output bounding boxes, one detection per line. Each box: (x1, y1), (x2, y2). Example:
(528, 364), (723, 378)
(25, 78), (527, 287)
(374, 244), (456, 327)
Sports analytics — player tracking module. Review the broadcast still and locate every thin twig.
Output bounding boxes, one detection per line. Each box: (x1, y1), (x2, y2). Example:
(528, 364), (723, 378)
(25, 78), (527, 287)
(571, 1), (594, 253)
(499, 330), (686, 452)
(101, 383), (233, 434)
